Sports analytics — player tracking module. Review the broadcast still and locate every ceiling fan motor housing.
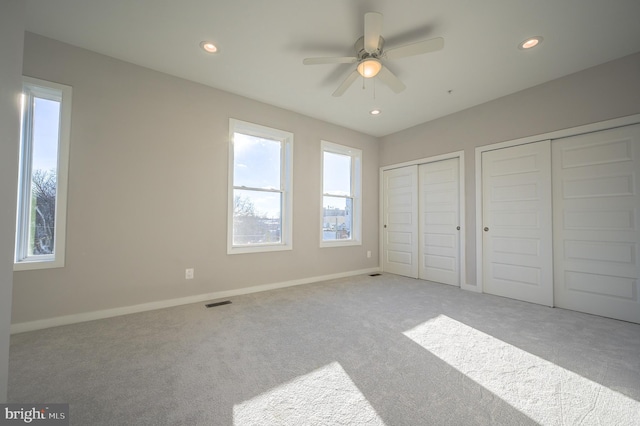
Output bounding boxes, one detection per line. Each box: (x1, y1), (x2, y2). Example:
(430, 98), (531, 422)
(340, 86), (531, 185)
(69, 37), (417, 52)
(355, 36), (385, 60)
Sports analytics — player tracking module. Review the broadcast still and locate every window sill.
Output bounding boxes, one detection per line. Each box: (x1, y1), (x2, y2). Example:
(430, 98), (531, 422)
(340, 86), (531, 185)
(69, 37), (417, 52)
(14, 258), (65, 271)
(227, 244), (293, 255)
(320, 240), (361, 248)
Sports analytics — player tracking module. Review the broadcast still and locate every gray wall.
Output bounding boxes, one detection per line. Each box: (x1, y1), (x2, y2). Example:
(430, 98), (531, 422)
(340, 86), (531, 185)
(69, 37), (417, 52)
(380, 52), (640, 287)
(13, 33), (379, 325)
(0, 0), (24, 402)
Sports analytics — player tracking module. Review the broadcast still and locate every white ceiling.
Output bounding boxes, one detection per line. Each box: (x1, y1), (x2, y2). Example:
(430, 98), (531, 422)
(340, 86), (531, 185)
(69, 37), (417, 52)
(24, 0), (640, 137)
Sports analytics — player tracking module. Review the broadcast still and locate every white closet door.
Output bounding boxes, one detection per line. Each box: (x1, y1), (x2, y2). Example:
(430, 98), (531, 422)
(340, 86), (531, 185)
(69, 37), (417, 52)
(419, 158), (460, 285)
(482, 141), (553, 306)
(553, 124), (640, 323)
(382, 166), (419, 278)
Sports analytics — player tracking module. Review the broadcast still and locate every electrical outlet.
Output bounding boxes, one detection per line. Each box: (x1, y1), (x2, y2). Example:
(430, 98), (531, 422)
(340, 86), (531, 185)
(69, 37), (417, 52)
(185, 268), (194, 280)
(367, 250), (372, 258)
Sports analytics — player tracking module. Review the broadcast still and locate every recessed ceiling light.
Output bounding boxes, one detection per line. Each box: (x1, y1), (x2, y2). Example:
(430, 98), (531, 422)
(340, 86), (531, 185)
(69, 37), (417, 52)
(370, 109), (381, 115)
(200, 41), (218, 53)
(518, 36), (543, 50)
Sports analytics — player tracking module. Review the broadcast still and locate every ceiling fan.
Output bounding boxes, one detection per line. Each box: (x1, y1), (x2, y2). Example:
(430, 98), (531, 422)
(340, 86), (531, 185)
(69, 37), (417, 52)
(303, 12), (444, 97)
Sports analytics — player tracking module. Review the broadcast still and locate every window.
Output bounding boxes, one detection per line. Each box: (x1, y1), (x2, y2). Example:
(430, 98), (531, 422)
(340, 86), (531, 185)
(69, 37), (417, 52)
(321, 141), (362, 247)
(228, 119), (293, 254)
(15, 77), (71, 270)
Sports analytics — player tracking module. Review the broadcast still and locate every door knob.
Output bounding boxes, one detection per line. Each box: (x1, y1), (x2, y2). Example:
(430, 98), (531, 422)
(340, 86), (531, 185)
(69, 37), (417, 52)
(384, 225), (387, 228)
(456, 226), (461, 230)
(484, 227), (489, 232)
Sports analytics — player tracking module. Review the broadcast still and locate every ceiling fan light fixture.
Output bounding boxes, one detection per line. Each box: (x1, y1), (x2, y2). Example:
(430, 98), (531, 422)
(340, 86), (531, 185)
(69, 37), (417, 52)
(518, 36), (543, 50)
(357, 59), (382, 78)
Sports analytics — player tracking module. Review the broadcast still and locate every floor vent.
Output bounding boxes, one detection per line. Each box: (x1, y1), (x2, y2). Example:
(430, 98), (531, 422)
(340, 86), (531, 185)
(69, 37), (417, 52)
(369, 273), (381, 277)
(206, 300), (232, 308)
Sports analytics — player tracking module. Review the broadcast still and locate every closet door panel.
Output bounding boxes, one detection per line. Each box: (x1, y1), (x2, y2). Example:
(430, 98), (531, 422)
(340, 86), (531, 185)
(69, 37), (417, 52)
(553, 124), (640, 323)
(419, 158), (460, 285)
(482, 141), (553, 306)
(383, 166), (419, 278)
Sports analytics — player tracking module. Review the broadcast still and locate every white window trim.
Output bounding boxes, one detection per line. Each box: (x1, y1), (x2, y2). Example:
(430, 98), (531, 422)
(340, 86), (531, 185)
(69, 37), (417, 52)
(320, 140), (362, 248)
(14, 77), (72, 271)
(228, 119), (293, 254)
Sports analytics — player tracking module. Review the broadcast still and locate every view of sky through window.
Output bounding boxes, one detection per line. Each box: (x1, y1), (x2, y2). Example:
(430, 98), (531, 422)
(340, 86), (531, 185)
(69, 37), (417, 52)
(32, 97), (60, 172)
(233, 133), (281, 218)
(323, 151), (351, 196)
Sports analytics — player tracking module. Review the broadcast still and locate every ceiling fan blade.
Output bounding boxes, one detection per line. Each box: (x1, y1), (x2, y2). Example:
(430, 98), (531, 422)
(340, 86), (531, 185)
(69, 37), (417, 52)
(332, 69), (360, 97)
(377, 65), (406, 93)
(364, 12), (383, 53)
(384, 37), (444, 60)
(303, 57), (357, 65)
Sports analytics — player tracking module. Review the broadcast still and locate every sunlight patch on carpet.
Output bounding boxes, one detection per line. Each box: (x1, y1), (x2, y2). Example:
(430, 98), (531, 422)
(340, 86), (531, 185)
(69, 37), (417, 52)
(403, 315), (640, 425)
(233, 361), (386, 425)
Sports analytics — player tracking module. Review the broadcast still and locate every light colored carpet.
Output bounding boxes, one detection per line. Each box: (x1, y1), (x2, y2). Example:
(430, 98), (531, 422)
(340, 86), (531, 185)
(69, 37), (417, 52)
(8, 273), (640, 425)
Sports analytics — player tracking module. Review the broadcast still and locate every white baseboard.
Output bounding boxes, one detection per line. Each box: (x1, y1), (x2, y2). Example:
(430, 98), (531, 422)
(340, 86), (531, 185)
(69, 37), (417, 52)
(10, 267), (381, 334)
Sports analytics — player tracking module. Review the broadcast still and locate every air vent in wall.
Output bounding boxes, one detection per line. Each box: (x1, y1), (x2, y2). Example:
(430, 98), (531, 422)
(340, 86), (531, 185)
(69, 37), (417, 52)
(205, 300), (232, 308)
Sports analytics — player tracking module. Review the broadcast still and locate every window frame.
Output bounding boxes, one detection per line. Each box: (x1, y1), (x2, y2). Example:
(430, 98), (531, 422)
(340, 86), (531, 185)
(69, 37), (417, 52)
(14, 77), (72, 271)
(320, 140), (362, 248)
(228, 118), (293, 254)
